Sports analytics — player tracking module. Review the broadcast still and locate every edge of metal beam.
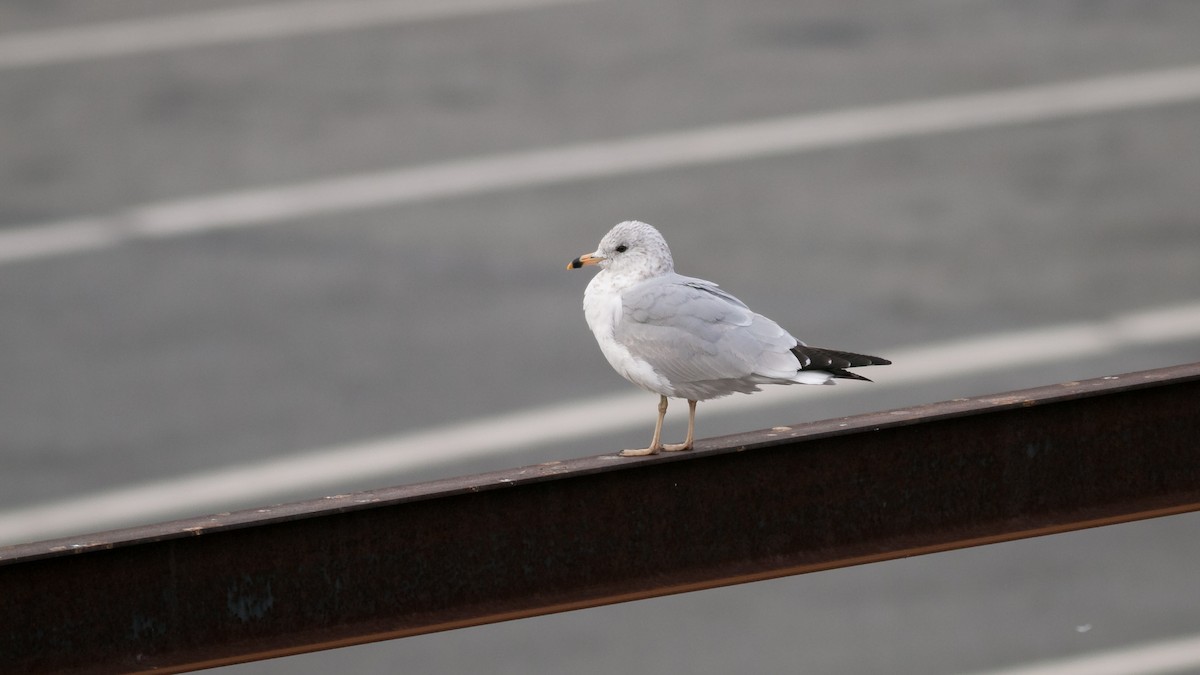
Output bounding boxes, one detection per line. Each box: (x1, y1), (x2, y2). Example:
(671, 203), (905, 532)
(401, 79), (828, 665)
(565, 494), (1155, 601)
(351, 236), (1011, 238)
(3, 362), (1199, 673)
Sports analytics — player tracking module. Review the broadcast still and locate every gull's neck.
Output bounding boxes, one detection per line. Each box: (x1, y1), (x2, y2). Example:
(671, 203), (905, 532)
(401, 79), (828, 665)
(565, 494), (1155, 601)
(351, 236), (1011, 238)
(601, 253), (674, 292)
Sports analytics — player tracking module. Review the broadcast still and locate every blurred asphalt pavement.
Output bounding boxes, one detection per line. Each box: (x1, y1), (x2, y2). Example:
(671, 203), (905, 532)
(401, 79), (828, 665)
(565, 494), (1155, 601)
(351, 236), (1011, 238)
(2, 1), (1199, 673)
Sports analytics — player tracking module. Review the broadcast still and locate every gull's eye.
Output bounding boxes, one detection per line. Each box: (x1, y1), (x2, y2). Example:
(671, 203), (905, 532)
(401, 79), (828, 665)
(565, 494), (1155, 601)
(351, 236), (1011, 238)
(615, 244), (628, 253)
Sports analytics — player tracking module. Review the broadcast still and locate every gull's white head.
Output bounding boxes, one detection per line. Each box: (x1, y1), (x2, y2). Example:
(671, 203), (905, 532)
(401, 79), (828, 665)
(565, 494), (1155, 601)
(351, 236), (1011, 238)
(567, 220), (675, 280)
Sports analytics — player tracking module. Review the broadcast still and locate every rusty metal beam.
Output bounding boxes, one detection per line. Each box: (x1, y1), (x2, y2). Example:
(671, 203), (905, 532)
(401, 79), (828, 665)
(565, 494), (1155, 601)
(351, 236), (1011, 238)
(3, 363), (1200, 674)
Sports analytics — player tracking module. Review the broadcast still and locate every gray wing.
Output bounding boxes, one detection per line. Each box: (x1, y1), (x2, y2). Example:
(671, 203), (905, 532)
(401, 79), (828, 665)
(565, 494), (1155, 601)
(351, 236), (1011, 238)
(614, 274), (802, 389)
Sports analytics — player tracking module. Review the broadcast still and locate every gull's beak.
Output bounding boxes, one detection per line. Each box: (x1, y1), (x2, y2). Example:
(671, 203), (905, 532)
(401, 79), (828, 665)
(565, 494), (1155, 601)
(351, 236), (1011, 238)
(567, 252), (604, 270)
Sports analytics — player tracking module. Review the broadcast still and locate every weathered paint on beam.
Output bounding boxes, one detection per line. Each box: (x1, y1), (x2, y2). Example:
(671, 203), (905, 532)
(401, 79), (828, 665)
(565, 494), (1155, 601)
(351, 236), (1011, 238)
(2, 363), (1199, 673)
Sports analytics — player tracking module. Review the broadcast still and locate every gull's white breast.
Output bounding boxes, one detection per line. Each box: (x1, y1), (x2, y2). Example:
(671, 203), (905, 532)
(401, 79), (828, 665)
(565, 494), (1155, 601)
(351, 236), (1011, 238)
(583, 271), (675, 396)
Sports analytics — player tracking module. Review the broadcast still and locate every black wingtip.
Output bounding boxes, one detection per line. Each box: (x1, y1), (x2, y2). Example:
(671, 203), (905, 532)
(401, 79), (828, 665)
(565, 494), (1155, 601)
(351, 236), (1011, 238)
(791, 345), (891, 379)
(828, 368), (874, 382)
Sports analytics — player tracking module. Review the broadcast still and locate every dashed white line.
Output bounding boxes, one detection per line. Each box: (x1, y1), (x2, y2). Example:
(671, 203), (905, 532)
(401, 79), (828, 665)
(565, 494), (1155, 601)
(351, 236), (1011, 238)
(4, 64), (1200, 267)
(962, 633), (1200, 675)
(0, 300), (1196, 546)
(0, 0), (597, 70)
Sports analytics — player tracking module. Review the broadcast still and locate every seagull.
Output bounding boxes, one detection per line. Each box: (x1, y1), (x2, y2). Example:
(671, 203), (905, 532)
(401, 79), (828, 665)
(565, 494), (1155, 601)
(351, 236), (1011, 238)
(568, 220), (890, 456)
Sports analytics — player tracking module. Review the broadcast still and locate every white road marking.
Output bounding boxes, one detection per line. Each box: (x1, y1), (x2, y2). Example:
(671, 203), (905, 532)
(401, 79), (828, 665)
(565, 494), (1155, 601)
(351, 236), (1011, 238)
(0, 0), (597, 70)
(962, 633), (1200, 675)
(0, 300), (1196, 546)
(4, 64), (1200, 267)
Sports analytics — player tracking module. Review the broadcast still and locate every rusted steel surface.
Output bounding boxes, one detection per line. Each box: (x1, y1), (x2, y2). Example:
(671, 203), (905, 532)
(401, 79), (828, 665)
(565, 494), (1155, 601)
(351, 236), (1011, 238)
(2, 363), (1199, 674)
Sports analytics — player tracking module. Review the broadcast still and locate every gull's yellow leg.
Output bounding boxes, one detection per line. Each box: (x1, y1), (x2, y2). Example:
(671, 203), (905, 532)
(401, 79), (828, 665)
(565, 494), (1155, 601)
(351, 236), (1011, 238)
(620, 395), (669, 456)
(663, 399), (696, 452)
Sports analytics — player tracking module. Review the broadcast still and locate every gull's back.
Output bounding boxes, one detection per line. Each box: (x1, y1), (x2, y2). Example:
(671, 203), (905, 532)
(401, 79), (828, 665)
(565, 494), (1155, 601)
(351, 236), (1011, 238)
(613, 273), (808, 401)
